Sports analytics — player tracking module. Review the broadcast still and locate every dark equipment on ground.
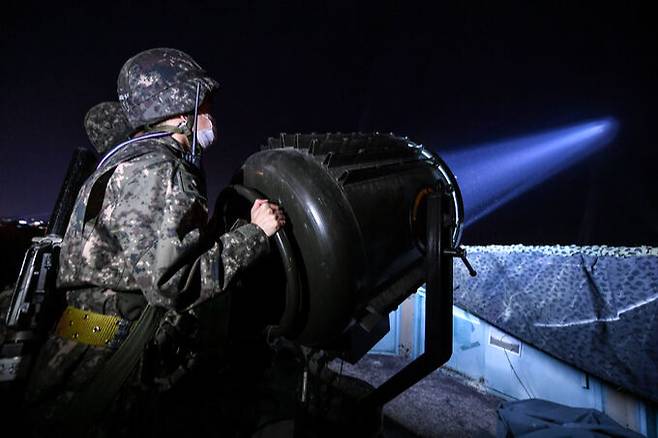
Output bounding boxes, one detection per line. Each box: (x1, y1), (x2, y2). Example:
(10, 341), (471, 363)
(218, 132), (473, 435)
(496, 399), (644, 438)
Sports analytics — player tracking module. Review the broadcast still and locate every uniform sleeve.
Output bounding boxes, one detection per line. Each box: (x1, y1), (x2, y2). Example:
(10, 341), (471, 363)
(109, 156), (269, 309)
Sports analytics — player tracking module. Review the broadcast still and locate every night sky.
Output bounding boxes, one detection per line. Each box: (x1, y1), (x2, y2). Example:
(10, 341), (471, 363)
(1, 1), (656, 246)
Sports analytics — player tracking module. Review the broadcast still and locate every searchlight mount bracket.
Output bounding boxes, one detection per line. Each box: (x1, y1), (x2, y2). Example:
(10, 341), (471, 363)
(359, 180), (476, 409)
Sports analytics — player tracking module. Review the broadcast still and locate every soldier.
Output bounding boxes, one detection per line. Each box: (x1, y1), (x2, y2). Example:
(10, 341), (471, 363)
(25, 48), (285, 436)
(83, 101), (131, 155)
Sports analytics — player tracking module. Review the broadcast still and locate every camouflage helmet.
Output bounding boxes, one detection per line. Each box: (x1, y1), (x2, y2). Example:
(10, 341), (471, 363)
(117, 48), (219, 131)
(84, 101), (131, 154)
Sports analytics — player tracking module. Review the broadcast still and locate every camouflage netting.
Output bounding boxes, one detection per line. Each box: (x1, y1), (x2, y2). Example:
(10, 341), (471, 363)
(454, 245), (658, 402)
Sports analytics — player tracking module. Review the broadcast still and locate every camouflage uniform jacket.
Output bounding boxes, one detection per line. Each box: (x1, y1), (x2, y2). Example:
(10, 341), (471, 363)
(59, 135), (269, 312)
(25, 135), (269, 429)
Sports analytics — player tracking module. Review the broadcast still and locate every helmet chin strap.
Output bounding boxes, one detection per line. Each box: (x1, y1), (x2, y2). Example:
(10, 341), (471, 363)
(145, 121), (191, 137)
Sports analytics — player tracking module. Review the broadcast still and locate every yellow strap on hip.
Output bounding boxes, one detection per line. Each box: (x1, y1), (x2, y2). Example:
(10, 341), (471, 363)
(55, 306), (126, 347)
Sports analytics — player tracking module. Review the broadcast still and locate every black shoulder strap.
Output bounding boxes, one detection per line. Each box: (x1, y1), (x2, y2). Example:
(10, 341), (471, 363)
(83, 169), (116, 226)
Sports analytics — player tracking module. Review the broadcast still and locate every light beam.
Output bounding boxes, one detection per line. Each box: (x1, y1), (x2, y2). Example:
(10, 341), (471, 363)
(441, 118), (619, 227)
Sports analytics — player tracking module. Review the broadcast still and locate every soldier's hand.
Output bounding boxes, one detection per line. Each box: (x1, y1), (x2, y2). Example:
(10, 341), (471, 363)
(251, 199), (286, 237)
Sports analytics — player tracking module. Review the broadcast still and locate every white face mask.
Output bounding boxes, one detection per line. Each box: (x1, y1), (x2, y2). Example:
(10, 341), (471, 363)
(196, 114), (216, 149)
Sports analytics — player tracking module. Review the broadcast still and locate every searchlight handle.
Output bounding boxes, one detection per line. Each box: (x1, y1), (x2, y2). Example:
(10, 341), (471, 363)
(444, 247), (477, 277)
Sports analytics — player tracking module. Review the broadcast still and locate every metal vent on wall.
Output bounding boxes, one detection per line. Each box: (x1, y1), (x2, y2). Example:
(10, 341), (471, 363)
(489, 333), (522, 356)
